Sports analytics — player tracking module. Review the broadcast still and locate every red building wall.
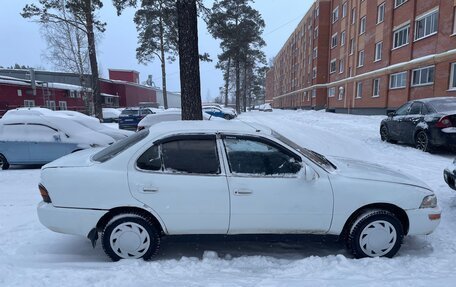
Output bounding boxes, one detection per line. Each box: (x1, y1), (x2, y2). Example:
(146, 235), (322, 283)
(108, 70), (140, 84)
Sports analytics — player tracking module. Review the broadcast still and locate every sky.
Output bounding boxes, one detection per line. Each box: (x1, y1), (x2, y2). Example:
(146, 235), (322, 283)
(0, 0), (314, 102)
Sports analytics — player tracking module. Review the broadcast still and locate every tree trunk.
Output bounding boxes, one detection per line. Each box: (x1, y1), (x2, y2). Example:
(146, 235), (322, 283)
(159, 2), (168, 109)
(235, 58), (240, 114)
(224, 58), (231, 107)
(242, 63), (247, 112)
(177, 0), (202, 120)
(84, 0), (102, 119)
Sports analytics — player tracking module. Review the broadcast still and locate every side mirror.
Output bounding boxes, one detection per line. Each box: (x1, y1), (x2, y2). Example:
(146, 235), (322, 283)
(304, 165), (318, 181)
(387, 111), (396, 117)
(53, 133), (61, 142)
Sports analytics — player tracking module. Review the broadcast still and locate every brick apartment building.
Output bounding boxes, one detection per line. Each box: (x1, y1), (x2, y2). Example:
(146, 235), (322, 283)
(266, 0), (456, 114)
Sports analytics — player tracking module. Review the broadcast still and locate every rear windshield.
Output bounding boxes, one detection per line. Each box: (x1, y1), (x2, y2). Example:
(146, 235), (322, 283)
(121, 109), (139, 116)
(428, 99), (456, 113)
(92, 129), (149, 163)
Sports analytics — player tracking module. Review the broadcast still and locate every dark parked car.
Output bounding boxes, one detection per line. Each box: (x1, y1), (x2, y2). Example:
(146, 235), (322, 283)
(380, 97), (456, 152)
(119, 107), (154, 130)
(444, 160), (456, 191)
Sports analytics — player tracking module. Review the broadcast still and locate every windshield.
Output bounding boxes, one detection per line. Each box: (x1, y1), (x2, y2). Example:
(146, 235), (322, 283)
(272, 130), (336, 171)
(428, 98), (456, 113)
(121, 109), (140, 116)
(92, 129), (149, 162)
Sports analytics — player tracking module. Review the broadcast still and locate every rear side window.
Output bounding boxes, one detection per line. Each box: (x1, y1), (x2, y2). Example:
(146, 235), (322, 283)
(136, 137), (220, 174)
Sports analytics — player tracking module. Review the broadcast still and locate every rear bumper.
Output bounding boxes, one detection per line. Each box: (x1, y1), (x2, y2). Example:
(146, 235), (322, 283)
(429, 129), (456, 147)
(37, 202), (107, 237)
(406, 206), (441, 235)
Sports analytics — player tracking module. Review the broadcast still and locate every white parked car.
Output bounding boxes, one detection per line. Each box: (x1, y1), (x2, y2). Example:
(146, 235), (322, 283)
(37, 121), (441, 261)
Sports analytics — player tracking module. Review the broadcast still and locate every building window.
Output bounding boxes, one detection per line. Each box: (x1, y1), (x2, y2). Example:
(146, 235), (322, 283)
(45, 100), (56, 110)
(59, 101), (68, 110)
(330, 59), (337, 74)
(375, 41), (383, 61)
(360, 16), (366, 34)
(24, 100), (35, 107)
(415, 9), (438, 41)
(394, 0), (407, 8)
(341, 31), (346, 46)
(315, 6), (319, 18)
(314, 26), (319, 38)
(393, 24), (410, 49)
(328, 87), (336, 97)
(332, 6), (339, 23)
(312, 67), (317, 79)
(358, 50), (365, 67)
(349, 38), (355, 55)
(412, 66), (435, 87)
(351, 8), (356, 24)
(356, 82), (363, 98)
(450, 63), (456, 90)
(339, 58), (345, 74)
(312, 89), (316, 98)
(373, 79), (380, 97)
(17, 89), (22, 97)
(342, 2), (347, 18)
(338, 86), (344, 100)
(390, 72), (408, 89)
(453, 7), (456, 34)
(377, 3), (385, 24)
(331, 33), (338, 48)
(313, 47), (318, 59)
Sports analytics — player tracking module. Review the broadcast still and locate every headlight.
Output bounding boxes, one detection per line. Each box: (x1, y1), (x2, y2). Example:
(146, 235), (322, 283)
(420, 195), (437, 208)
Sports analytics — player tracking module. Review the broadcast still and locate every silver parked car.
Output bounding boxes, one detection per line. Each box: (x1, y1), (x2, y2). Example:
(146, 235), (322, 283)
(0, 114), (114, 169)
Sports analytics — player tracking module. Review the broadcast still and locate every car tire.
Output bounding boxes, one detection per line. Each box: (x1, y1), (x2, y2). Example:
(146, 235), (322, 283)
(347, 210), (404, 258)
(415, 130), (432, 152)
(101, 213), (160, 261)
(0, 154), (10, 170)
(380, 125), (396, 143)
(224, 114), (231, 120)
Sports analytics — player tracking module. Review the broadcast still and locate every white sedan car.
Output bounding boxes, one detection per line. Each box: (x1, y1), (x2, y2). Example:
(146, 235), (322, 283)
(37, 121), (441, 261)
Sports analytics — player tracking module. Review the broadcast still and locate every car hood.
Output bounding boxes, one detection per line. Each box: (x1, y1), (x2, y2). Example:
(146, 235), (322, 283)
(42, 147), (103, 169)
(329, 157), (431, 190)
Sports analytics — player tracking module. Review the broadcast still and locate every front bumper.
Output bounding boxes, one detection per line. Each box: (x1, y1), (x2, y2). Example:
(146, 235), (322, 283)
(406, 206), (441, 235)
(444, 168), (456, 191)
(37, 202), (107, 237)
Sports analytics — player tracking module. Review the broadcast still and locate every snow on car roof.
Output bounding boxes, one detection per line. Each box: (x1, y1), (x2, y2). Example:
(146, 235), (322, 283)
(148, 120), (272, 136)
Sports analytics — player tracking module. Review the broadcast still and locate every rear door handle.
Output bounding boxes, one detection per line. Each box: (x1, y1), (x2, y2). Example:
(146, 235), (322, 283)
(234, 189), (253, 195)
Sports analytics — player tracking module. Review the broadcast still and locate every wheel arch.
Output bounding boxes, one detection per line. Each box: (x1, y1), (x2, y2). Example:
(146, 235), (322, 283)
(96, 206), (166, 235)
(340, 203), (410, 240)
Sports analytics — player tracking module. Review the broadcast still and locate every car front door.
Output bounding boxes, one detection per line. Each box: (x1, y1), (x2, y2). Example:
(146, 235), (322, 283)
(401, 102), (424, 144)
(0, 123), (30, 164)
(128, 135), (230, 234)
(222, 135), (334, 234)
(388, 102), (412, 141)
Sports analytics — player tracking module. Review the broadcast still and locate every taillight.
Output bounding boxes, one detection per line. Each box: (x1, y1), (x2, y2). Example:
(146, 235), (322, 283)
(436, 116), (453, 128)
(39, 184), (52, 203)
(137, 126), (145, 132)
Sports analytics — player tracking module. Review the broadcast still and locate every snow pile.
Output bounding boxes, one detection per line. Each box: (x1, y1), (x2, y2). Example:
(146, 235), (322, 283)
(1, 109), (456, 286)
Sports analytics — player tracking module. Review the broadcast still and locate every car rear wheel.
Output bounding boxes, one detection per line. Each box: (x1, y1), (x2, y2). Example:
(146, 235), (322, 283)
(101, 213), (160, 261)
(347, 210), (404, 258)
(415, 131), (431, 152)
(0, 154), (10, 170)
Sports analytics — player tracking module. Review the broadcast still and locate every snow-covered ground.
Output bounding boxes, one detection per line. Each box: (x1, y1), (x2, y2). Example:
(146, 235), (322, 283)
(2, 109), (456, 286)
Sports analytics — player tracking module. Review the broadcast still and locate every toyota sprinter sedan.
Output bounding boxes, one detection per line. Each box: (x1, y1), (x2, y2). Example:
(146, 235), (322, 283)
(37, 121), (441, 261)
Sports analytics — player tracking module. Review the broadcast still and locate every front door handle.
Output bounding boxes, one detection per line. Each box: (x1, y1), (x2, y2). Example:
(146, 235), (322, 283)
(234, 189), (253, 195)
(143, 187), (159, 193)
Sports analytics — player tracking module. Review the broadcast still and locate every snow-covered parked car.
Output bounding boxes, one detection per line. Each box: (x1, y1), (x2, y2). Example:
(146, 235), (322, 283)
(203, 106), (236, 120)
(0, 114), (114, 169)
(102, 108), (121, 123)
(37, 121), (441, 261)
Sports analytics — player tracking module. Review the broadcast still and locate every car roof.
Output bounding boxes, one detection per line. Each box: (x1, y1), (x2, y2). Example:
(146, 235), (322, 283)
(148, 120), (272, 136)
(413, 97), (456, 104)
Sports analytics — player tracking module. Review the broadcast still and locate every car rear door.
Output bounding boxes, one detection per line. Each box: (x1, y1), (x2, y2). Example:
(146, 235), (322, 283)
(221, 135), (333, 234)
(128, 134), (230, 234)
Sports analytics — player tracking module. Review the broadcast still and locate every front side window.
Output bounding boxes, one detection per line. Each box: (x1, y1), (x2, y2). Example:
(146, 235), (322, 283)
(224, 136), (302, 176)
(408, 102), (423, 115)
(411, 66), (435, 86)
(395, 102), (412, 116)
(415, 10), (438, 41)
(393, 25), (410, 49)
(390, 72), (408, 89)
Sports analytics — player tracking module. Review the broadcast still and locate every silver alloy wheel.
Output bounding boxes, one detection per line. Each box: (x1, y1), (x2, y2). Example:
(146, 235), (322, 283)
(110, 222), (151, 259)
(416, 132), (428, 151)
(359, 220), (397, 257)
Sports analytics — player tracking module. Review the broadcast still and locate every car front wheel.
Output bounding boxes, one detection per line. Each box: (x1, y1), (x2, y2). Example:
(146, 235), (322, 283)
(380, 125), (396, 143)
(0, 154), (10, 170)
(347, 210), (404, 258)
(101, 213), (160, 261)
